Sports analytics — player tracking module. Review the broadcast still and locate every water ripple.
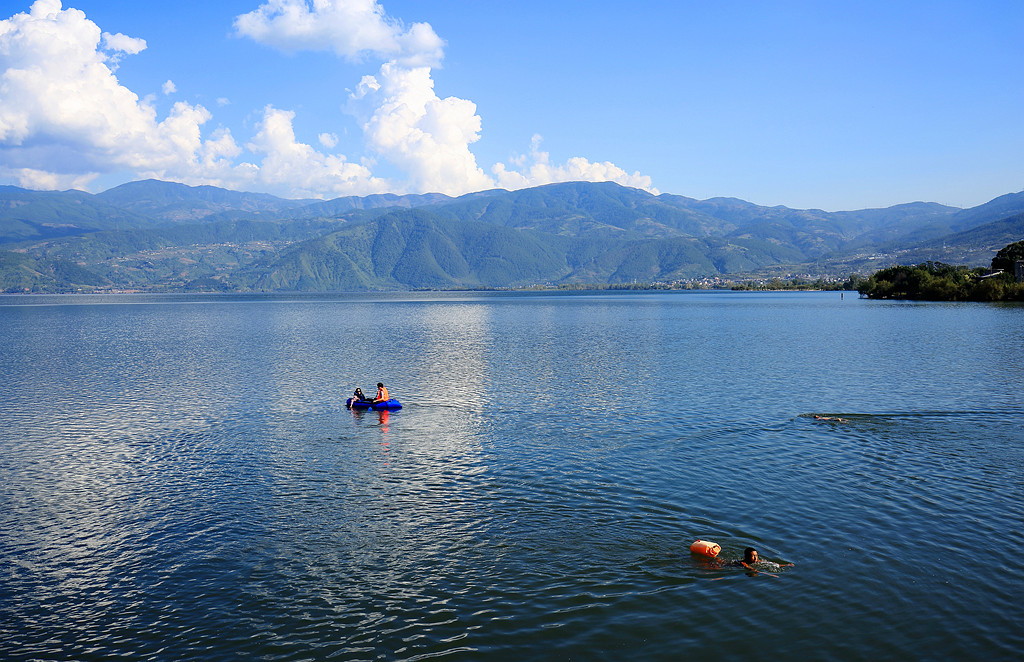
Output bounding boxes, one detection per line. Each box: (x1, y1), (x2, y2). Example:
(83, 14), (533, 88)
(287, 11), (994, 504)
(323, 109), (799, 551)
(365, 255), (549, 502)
(3, 294), (1024, 660)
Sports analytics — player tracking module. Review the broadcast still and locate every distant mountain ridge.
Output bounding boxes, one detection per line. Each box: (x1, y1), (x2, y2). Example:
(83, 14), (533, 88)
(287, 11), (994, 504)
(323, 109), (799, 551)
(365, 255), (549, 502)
(2, 179), (1023, 292)
(0, 185), (155, 243)
(94, 179), (315, 223)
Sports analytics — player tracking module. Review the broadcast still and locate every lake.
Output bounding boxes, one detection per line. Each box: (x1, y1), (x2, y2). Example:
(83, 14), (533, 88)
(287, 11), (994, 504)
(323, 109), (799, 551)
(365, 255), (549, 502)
(1, 290), (1022, 661)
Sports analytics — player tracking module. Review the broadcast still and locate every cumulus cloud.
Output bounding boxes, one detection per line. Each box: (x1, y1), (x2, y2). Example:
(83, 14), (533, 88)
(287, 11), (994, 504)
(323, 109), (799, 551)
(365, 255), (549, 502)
(0, 0), (236, 189)
(0, 1), (385, 198)
(245, 106), (388, 197)
(349, 63), (492, 196)
(101, 31), (146, 55)
(238, 1), (494, 195)
(237, 0), (656, 196)
(234, 0), (444, 67)
(494, 134), (657, 193)
(0, 0), (655, 198)
(3, 167), (97, 192)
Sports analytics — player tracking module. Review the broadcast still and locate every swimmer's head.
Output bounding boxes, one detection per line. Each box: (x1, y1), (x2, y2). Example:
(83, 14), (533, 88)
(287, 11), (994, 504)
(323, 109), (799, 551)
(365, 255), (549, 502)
(743, 547), (758, 564)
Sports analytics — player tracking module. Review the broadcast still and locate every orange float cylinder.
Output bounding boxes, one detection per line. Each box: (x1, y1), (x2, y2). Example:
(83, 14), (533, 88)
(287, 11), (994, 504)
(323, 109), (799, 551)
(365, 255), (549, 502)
(690, 539), (721, 558)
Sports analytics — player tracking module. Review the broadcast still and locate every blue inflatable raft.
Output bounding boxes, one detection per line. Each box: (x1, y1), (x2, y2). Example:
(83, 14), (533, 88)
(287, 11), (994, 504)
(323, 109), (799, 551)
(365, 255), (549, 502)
(347, 398), (403, 411)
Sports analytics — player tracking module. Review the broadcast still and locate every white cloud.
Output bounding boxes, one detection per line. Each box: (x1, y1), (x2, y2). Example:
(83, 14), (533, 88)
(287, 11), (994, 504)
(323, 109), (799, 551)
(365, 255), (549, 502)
(235, 1), (656, 196)
(493, 134), (657, 193)
(349, 63), (492, 195)
(4, 167), (98, 191)
(234, 0), (444, 68)
(0, 1), (385, 198)
(245, 106), (388, 197)
(0, 0), (656, 199)
(0, 0), (234, 189)
(101, 31), (147, 69)
(102, 31), (146, 55)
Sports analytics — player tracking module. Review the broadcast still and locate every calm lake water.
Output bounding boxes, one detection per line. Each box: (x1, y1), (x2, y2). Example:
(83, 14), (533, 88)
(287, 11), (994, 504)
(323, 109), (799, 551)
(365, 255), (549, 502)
(1, 290), (1022, 661)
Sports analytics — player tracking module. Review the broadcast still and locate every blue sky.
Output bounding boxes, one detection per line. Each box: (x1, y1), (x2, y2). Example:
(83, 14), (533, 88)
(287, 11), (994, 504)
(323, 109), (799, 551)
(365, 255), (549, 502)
(1, 0), (1022, 210)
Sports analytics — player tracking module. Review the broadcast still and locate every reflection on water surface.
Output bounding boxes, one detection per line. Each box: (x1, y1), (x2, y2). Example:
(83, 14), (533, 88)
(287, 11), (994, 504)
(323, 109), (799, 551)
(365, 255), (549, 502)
(1, 291), (1022, 661)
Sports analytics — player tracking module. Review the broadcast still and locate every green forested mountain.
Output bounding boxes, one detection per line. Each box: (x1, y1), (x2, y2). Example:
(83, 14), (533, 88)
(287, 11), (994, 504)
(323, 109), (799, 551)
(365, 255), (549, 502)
(0, 186), (155, 244)
(288, 191), (455, 219)
(2, 179), (1023, 292)
(94, 179), (315, 223)
(0, 250), (110, 291)
(948, 191), (1024, 232)
(891, 211), (1024, 265)
(425, 181), (729, 239)
(233, 209), (573, 291)
(226, 208), (778, 290)
(94, 179), (456, 224)
(16, 217), (355, 292)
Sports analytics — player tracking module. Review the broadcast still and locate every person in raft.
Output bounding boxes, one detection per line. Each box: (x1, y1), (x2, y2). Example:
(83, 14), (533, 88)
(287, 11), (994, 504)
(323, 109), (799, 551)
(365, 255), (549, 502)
(352, 387), (367, 403)
(372, 382), (390, 403)
(733, 547), (794, 571)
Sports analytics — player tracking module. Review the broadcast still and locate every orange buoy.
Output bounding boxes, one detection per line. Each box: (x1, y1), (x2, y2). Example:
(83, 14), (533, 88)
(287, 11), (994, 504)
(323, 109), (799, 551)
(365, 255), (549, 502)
(690, 539), (721, 558)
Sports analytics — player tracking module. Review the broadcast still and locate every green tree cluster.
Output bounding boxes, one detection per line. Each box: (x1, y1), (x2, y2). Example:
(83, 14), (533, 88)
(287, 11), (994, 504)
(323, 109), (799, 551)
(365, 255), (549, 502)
(858, 258), (1024, 302)
(991, 239), (1024, 273)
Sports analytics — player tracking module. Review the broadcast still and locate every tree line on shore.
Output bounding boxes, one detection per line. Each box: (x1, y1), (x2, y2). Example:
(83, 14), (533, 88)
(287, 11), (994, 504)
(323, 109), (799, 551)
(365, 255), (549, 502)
(856, 240), (1024, 301)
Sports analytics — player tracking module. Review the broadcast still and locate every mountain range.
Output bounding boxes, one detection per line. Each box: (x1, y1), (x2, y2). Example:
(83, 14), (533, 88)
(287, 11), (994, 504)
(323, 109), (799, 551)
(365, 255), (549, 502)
(2, 179), (1023, 292)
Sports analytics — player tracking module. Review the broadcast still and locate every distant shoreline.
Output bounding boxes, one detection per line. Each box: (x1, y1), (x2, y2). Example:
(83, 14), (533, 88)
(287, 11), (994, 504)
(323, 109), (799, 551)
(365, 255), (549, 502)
(2, 275), (863, 296)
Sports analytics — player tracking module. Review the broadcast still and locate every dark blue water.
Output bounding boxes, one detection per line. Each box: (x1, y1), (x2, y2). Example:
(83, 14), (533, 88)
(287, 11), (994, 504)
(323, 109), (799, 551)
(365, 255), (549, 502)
(1, 291), (1022, 661)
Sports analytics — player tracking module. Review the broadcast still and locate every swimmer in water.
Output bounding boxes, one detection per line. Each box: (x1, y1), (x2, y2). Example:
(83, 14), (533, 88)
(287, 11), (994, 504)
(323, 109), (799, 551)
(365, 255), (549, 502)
(732, 547), (794, 574)
(735, 547), (760, 569)
(814, 415), (847, 422)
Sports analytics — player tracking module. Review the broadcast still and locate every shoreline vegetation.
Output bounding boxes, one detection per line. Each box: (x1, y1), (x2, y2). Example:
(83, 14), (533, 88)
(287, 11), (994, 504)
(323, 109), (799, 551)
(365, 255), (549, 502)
(856, 263), (1024, 301)
(856, 240), (1024, 302)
